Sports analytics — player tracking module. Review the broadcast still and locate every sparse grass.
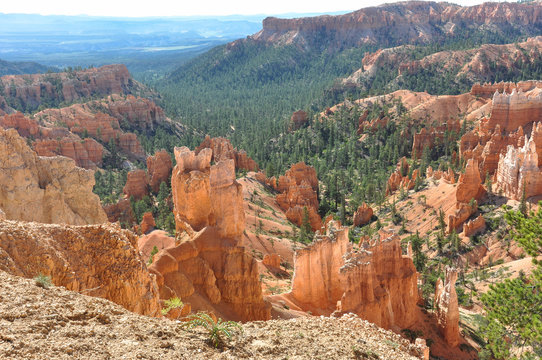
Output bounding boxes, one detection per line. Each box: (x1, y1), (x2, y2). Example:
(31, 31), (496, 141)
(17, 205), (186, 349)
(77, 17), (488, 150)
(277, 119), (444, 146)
(182, 312), (242, 348)
(34, 273), (52, 289)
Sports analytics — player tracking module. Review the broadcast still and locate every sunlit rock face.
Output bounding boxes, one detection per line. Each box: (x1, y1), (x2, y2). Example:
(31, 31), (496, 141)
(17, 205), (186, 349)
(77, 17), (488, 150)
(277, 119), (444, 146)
(288, 222), (418, 330)
(0, 127), (107, 225)
(149, 146), (270, 321)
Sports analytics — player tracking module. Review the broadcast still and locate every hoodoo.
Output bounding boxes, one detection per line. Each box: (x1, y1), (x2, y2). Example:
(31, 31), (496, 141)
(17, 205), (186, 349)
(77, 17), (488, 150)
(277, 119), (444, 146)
(149, 146), (270, 321)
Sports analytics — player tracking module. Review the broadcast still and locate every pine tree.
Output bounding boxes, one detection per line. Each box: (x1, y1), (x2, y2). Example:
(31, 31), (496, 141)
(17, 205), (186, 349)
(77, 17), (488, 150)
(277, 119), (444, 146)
(298, 206), (314, 244)
(481, 203), (542, 359)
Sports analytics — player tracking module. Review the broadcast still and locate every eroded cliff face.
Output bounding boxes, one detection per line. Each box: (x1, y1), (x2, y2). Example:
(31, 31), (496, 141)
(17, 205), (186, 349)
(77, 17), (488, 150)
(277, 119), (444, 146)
(434, 267), (460, 347)
(250, 2), (542, 49)
(287, 222), (418, 330)
(149, 146), (270, 321)
(0, 127), (107, 225)
(460, 83), (542, 176)
(0, 220), (161, 316)
(195, 135), (258, 172)
(0, 64), (133, 113)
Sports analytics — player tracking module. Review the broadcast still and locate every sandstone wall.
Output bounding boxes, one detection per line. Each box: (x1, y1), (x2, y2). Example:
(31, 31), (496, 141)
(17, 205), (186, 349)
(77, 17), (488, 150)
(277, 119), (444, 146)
(0, 128), (106, 225)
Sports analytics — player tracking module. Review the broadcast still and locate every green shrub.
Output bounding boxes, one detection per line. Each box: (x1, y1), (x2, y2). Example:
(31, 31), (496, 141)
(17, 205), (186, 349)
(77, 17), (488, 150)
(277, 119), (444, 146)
(183, 312), (242, 347)
(161, 297), (184, 316)
(34, 274), (52, 289)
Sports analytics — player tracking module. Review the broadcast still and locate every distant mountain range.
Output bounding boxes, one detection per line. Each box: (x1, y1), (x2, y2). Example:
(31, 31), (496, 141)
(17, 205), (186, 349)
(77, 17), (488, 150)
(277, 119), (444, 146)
(0, 58), (54, 76)
(0, 12), (344, 78)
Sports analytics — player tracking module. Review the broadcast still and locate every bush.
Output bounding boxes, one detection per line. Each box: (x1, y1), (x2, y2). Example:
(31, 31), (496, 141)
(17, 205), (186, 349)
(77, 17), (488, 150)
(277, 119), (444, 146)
(34, 274), (52, 289)
(161, 297), (184, 316)
(182, 312), (242, 348)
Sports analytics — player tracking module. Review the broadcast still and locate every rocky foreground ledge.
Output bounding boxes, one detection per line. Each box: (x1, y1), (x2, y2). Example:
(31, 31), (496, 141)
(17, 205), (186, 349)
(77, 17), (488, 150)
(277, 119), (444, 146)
(0, 271), (426, 359)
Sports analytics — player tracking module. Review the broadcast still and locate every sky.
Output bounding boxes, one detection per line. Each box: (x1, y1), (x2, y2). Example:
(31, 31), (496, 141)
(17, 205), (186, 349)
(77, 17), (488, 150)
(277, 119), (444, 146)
(0, 0), (491, 17)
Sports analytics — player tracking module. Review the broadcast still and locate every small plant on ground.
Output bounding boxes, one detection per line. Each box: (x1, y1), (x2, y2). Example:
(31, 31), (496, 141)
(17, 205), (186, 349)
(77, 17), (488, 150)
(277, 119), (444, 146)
(34, 273), (52, 289)
(161, 297), (184, 316)
(182, 312), (242, 348)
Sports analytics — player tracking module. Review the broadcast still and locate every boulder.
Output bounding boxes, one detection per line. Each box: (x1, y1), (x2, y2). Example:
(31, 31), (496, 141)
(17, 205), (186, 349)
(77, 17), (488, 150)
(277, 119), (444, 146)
(353, 203), (373, 227)
(0, 128), (107, 225)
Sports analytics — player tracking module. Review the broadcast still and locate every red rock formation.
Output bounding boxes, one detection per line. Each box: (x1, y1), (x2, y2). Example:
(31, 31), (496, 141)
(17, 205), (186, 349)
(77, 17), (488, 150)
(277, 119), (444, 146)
(107, 94), (165, 131)
(463, 215), (486, 237)
(449, 159), (483, 233)
(287, 222), (418, 330)
(289, 110), (308, 131)
(195, 135), (258, 171)
(274, 162), (322, 231)
(456, 159), (485, 204)
(412, 119), (460, 158)
(103, 199), (135, 225)
(150, 146), (270, 321)
(0, 128), (107, 225)
(0, 112), (39, 137)
(250, 2), (542, 49)
(137, 230), (176, 260)
(147, 150), (173, 193)
(140, 212), (156, 235)
(34, 138), (104, 169)
(0, 220), (161, 316)
(123, 169), (149, 201)
(434, 267), (460, 347)
(353, 203), (373, 227)
(460, 85), (542, 177)
(117, 133), (145, 160)
(471, 80), (542, 98)
(0, 64), (132, 113)
(448, 203), (477, 234)
(386, 157), (419, 195)
(262, 253), (281, 268)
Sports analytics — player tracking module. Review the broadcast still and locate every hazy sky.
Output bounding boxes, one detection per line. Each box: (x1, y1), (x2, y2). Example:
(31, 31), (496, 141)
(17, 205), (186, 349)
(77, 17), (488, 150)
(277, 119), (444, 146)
(1, 0), (490, 17)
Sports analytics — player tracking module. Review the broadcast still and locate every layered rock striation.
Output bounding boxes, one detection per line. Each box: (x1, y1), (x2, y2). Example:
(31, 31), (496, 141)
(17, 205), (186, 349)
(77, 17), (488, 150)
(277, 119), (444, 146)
(250, 2), (542, 49)
(0, 64), (133, 113)
(0, 127), (107, 225)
